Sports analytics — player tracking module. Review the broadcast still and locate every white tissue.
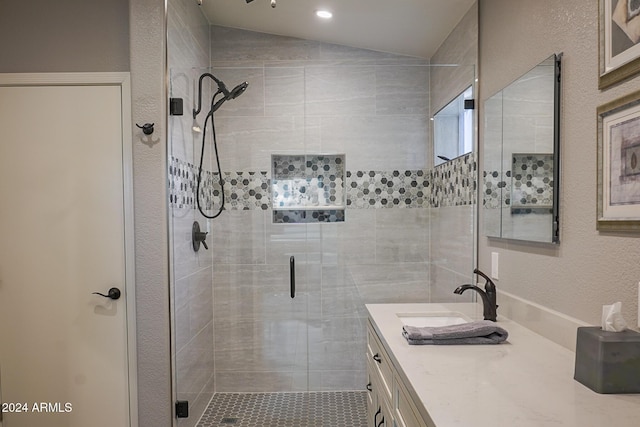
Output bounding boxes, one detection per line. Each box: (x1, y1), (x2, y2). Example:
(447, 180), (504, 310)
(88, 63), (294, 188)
(601, 302), (628, 332)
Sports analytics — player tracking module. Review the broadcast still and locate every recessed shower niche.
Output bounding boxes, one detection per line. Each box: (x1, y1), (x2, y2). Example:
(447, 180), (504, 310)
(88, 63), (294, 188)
(271, 154), (346, 223)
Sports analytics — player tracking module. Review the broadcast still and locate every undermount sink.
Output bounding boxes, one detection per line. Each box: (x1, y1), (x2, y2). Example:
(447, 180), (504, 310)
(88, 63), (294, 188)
(396, 312), (470, 327)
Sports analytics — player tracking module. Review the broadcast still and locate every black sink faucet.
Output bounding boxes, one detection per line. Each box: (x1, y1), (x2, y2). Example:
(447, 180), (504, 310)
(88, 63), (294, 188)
(454, 268), (498, 322)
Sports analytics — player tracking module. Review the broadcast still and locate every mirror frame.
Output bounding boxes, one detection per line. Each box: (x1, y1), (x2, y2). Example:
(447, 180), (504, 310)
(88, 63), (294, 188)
(552, 53), (561, 243)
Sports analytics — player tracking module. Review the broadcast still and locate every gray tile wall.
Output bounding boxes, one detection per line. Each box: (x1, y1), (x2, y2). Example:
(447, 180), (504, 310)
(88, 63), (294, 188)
(428, 2), (477, 313)
(200, 25), (477, 392)
(168, 12), (477, 396)
(208, 209), (437, 392)
(430, 3), (478, 115)
(168, 1), (214, 425)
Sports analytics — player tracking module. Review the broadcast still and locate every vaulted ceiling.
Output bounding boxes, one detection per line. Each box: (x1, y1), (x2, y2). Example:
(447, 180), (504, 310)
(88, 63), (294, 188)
(200, 0), (475, 59)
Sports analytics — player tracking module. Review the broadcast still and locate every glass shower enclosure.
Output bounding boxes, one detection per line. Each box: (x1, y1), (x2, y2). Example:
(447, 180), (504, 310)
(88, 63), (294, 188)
(168, 61), (476, 424)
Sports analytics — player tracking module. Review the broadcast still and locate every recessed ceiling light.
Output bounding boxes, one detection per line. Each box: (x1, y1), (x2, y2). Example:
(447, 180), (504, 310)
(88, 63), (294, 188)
(316, 10), (333, 19)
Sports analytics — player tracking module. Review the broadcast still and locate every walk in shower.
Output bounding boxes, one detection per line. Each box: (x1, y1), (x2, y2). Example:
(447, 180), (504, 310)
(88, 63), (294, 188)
(168, 25), (477, 427)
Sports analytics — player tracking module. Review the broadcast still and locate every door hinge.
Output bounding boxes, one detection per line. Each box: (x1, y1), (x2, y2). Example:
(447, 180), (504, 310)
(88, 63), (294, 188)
(464, 99), (475, 110)
(170, 98), (184, 116)
(175, 400), (189, 418)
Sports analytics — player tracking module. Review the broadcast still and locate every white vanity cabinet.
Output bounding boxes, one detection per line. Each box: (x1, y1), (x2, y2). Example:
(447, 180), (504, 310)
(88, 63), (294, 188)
(367, 369), (393, 427)
(393, 373), (431, 427)
(366, 324), (393, 426)
(366, 303), (640, 427)
(367, 321), (432, 427)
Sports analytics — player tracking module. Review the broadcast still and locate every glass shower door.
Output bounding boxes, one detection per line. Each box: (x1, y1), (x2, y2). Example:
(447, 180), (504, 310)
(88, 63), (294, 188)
(168, 59), (479, 426)
(168, 67), (218, 423)
(168, 65), (313, 410)
(206, 64), (313, 393)
(211, 216), (312, 392)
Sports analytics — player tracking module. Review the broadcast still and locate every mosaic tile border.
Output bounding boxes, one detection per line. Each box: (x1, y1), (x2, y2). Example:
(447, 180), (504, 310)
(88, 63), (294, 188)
(346, 169), (430, 208)
(169, 154), (478, 218)
(431, 152), (477, 208)
(482, 170), (507, 210)
(483, 153), (553, 210)
(168, 156), (196, 209)
(169, 157), (270, 211)
(511, 153), (553, 208)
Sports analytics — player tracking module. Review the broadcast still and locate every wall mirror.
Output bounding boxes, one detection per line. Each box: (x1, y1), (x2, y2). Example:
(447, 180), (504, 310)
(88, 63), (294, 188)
(483, 53), (561, 243)
(434, 86), (474, 166)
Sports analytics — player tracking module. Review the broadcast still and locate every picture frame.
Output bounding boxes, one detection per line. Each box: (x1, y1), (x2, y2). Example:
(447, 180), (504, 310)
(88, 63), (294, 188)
(597, 89), (640, 231)
(599, 0), (640, 89)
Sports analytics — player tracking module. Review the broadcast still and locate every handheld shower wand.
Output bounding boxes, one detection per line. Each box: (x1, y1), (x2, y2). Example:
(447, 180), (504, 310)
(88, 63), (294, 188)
(192, 73), (249, 219)
(193, 73), (248, 117)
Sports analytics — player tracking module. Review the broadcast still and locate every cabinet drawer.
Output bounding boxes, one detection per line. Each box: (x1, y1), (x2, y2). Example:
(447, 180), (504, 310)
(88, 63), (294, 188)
(378, 386), (393, 427)
(368, 358), (390, 427)
(366, 358), (375, 416)
(367, 325), (393, 401)
(394, 374), (433, 427)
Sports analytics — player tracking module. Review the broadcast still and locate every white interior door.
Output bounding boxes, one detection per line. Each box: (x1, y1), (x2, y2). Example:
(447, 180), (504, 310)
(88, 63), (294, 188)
(0, 75), (136, 427)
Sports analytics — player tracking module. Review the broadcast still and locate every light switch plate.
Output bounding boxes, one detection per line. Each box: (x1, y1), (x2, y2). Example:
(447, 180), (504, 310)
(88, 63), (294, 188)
(491, 252), (499, 280)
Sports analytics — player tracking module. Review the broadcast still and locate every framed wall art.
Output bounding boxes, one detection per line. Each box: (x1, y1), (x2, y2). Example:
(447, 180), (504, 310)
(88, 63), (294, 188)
(597, 89), (640, 231)
(599, 0), (640, 89)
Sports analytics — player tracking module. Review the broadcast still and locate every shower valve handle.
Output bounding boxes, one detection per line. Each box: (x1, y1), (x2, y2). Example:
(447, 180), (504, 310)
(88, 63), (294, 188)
(192, 221), (209, 251)
(196, 232), (209, 250)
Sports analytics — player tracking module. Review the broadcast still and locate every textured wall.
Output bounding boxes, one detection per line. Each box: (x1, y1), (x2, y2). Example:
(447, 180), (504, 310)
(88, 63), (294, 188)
(479, 0), (640, 327)
(0, 0), (129, 72)
(0, 1), (169, 425)
(129, 0), (172, 426)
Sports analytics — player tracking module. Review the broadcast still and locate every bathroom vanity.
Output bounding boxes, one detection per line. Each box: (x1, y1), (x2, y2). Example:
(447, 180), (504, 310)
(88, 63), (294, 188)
(366, 303), (640, 427)
(367, 316), (432, 427)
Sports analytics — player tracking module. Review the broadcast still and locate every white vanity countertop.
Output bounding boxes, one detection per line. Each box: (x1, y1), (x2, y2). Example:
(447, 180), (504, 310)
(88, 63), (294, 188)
(366, 303), (640, 427)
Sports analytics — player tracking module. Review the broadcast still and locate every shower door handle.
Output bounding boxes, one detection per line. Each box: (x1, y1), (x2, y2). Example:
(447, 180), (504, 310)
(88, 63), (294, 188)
(289, 256), (295, 299)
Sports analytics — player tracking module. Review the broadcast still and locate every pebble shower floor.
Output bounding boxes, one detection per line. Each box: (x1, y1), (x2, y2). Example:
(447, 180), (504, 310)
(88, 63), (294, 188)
(196, 391), (368, 427)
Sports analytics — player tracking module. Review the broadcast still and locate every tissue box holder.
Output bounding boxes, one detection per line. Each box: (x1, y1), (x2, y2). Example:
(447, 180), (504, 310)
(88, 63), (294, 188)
(574, 326), (640, 394)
